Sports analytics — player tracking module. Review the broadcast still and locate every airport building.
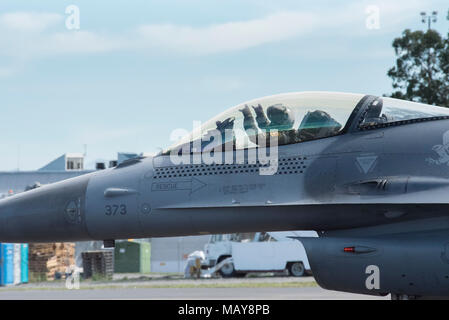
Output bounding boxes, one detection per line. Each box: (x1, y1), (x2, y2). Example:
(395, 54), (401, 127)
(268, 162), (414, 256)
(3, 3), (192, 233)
(0, 153), (94, 198)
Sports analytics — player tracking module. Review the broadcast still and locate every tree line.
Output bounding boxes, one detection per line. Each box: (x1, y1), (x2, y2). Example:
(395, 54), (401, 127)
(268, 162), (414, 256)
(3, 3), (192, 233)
(388, 9), (449, 106)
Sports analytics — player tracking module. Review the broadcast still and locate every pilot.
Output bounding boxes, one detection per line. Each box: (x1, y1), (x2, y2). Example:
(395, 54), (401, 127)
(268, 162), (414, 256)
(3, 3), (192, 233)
(297, 110), (342, 141)
(240, 103), (297, 146)
(196, 117), (236, 152)
(263, 104), (295, 131)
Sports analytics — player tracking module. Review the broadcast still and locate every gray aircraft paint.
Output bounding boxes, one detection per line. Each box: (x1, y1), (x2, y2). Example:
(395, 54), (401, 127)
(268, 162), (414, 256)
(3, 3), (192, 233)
(2, 92), (449, 298)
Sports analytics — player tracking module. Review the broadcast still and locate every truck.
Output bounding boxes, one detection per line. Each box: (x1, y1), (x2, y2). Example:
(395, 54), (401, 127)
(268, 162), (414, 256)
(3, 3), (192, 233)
(202, 231), (317, 277)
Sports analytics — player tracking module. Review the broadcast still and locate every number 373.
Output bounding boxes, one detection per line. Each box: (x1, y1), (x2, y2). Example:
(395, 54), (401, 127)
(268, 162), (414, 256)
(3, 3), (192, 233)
(105, 204), (127, 216)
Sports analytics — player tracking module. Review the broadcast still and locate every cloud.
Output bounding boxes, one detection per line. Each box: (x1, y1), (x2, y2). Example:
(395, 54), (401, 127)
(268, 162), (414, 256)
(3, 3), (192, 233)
(0, 0), (437, 63)
(0, 11), (122, 59)
(0, 12), (62, 33)
(137, 11), (318, 54)
(0, 27), (125, 58)
(42, 31), (125, 55)
(135, 0), (429, 54)
(0, 10), (321, 58)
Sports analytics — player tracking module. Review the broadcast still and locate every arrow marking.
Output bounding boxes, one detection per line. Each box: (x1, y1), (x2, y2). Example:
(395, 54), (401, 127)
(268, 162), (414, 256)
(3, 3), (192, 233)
(151, 178), (206, 194)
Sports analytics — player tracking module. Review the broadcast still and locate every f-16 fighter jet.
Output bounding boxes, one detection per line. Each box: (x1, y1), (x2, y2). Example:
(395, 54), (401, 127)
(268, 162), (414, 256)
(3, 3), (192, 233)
(3, 91), (449, 299)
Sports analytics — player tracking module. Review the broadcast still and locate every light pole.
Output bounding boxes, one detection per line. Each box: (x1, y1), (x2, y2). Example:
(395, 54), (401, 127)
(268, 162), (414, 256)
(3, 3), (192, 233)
(420, 11), (438, 30)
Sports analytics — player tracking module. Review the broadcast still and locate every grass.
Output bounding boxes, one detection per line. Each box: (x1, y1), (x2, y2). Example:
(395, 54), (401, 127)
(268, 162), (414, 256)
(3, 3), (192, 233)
(91, 274), (113, 282)
(28, 272), (48, 283)
(0, 279), (318, 291)
(98, 281), (319, 290)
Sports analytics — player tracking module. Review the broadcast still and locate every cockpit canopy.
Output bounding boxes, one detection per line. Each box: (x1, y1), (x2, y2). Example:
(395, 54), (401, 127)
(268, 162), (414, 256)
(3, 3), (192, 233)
(163, 91), (449, 155)
(164, 92), (364, 154)
(360, 97), (449, 128)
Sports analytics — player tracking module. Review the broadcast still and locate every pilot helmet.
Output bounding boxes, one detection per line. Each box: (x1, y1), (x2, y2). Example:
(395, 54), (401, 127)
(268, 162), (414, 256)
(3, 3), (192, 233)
(267, 104), (294, 129)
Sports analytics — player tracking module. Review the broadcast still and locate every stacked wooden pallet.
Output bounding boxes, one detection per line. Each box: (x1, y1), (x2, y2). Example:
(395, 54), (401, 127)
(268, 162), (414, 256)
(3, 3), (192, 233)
(82, 251), (114, 279)
(29, 243), (76, 281)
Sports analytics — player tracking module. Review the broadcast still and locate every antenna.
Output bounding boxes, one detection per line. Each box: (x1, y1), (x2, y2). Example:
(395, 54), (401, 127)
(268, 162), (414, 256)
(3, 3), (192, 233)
(17, 145), (20, 172)
(420, 11), (438, 30)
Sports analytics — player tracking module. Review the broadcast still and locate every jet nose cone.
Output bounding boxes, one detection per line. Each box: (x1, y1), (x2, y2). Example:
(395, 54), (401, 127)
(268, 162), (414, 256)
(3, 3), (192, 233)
(0, 174), (92, 243)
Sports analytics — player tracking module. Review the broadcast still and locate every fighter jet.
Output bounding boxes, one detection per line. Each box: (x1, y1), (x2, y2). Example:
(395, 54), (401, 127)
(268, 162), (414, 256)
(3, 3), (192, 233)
(2, 91), (449, 299)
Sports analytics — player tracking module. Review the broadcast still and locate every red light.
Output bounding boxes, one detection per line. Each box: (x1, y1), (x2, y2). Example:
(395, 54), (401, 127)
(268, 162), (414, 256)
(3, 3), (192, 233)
(344, 246), (355, 253)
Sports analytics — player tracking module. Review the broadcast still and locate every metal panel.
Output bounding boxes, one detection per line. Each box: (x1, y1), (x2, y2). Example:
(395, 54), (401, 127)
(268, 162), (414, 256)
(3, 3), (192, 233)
(0, 244), (14, 286)
(114, 241), (140, 273)
(151, 236), (209, 273)
(20, 244), (28, 283)
(13, 244), (21, 285)
(139, 242), (151, 273)
(114, 241), (151, 273)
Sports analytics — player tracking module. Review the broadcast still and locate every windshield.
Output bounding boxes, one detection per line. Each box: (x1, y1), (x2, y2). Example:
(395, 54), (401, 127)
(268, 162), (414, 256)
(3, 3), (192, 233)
(360, 97), (449, 128)
(164, 92), (364, 155)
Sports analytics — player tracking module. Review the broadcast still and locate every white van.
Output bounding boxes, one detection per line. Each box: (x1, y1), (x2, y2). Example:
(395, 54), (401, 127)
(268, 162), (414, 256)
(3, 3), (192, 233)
(203, 231), (316, 277)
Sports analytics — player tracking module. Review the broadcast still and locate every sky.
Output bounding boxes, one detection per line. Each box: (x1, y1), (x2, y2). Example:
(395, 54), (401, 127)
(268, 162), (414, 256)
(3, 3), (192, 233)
(1, 0), (449, 171)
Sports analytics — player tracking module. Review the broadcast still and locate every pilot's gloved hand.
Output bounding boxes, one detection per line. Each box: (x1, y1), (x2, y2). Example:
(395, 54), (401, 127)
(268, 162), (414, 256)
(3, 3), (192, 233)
(215, 117), (235, 133)
(239, 105), (258, 132)
(253, 104), (270, 129)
